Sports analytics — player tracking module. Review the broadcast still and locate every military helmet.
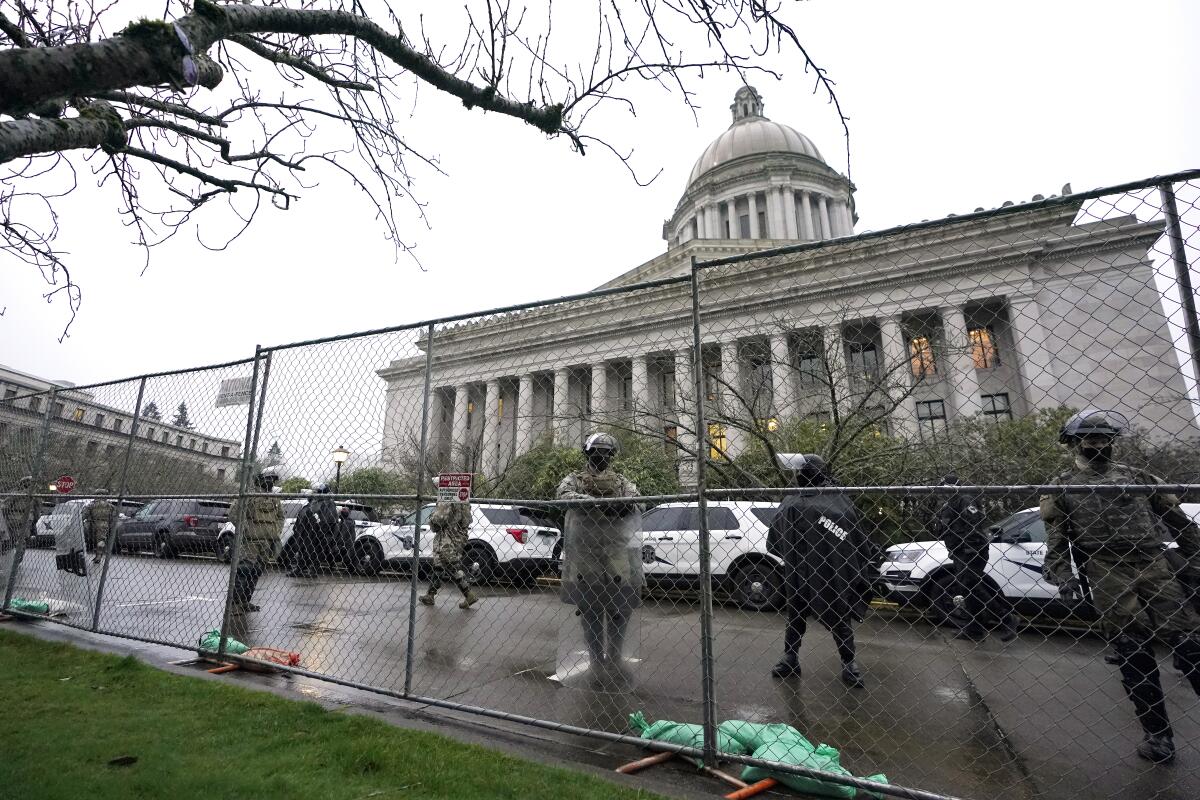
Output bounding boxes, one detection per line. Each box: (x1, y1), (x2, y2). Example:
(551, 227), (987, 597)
(94, 488), (110, 495)
(16, 475), (33, 489)
(1059, 409), (1128, 444)
(313, 482), (331, 494)
(583, 432), (620, 456)
(259, 465), (281, 481)
(777, 453), (830, 484)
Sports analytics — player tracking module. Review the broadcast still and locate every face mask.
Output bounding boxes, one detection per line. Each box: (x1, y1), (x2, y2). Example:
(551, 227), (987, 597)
(587, 452), (614, 472)
(1079, 445), (1113, 466)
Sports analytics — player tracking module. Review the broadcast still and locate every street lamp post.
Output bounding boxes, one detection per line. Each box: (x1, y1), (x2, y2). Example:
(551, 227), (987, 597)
(331, 446), (350, 495)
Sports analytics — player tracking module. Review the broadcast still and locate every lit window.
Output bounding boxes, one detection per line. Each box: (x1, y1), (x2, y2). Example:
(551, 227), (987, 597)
(982, 393), (1013, 422)
(707, 423), (729, 460)
(663, 425), (678, 457)
(496, 397), (504, 418)
(969, 328), (1000, 369)
(756, 417), (780, 433)
(73, 407), (85, 422)
(916, 400), (947, 439)
(909, 337), (937, 378)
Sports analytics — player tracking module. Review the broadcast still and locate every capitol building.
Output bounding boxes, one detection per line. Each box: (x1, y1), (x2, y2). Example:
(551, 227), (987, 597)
(378, 86), (1193, 480)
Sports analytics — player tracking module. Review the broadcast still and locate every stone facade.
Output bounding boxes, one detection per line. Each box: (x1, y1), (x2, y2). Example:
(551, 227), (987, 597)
(377, 88), (1193, 479)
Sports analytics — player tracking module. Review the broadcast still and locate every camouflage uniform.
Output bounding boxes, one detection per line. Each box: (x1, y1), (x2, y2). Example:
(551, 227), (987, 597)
(88, 497), (117, 564)
(228, 494), (283, 612)
(1041, 457), (1200, 760)
(420, 501), (476, 607)
(1, 480), (35, 565)
(1041, 461), (1200, 641)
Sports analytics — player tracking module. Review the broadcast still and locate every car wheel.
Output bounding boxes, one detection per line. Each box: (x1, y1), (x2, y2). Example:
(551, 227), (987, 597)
(153, 532), (175, 560)
(921, 570), (960, 626)
(353, 538), (384, 577)
(216, 534), (234, 564)
(730, 560), (784, 612)
(464, 544), (499, 585)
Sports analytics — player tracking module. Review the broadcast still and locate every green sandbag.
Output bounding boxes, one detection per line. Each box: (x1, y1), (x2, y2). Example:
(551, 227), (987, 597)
(719, 720), (812, 752)
(741, 738), (888, 799)
(628, 711), (747, 766)
(197, 629), (248, 654)
(8, 598), (50, 614)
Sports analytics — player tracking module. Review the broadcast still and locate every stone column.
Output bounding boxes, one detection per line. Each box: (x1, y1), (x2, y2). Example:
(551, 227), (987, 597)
(879, 316), (919, 438)
(452, 383), (471, 469)
(769, 333), (795, 421)
(766, 186), (783, 238)
(799, 191), (815, 240)
(515, 373), (535, 454)
(552, 367), (571, 445)
(727, 198), (739, 238)
(1007, 296), (1060, 410)
(940, 306), (983, 419)
(841, 201), (855, 236)
(718, 341), (744, 458)
(481, 379), (501, 476)
(824, 325), (852, 418)
(706, 204), (719, 240)
(818, 196), (832, 239)
(590, 362), (608, 422)
(748, 193), (760, 238)
(631, 354), (652, 432)
(694, 206), (706, 239)
(782, 186), (798, 239)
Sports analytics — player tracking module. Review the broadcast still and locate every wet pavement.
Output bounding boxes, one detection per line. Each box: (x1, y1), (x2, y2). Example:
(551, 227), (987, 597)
(8, 548), (1200, 800)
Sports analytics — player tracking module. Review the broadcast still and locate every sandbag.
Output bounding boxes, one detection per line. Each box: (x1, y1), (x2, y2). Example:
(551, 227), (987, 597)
(741, 737), (888, 799)
(197, 629), (249, 655)
(628, 711), (747, 766)
(8, 597), (50, 614)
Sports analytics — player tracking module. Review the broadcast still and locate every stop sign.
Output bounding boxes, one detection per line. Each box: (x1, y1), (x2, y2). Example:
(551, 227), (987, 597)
(55, 475), (76, 494)
(457, 487), (470, 502)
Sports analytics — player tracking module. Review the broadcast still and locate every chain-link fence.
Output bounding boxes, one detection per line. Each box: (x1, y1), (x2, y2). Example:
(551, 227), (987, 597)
(4, 169), (1200, 800)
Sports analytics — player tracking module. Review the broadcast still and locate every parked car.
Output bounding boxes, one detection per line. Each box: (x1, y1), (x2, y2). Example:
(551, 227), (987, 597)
(215, 499), (307, 564)
(877, 503), (1200, 621)
(30, 502), (56, 548)
(34, 498), (141, 550)
(352, 503), (560, 581)
(635, 501), (784, 611)
(116, 498), (232, 558)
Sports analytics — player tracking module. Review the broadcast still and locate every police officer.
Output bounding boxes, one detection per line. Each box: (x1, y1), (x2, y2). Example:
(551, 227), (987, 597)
(419, 498), (478, 609)
(934, 474), (1017, 642)
(88, 489), (118, 565)
(768, 454), (873, 689)
(228, 466), (283, 613)
(557, 432), (643, 683)
(1041, 409), (1200, 764)
(2, 476), (36, 562)
(289, 483), (336, 578)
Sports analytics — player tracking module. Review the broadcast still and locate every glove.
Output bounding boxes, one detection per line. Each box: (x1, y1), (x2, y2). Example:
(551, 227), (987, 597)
(1058, 577), (1083, 603)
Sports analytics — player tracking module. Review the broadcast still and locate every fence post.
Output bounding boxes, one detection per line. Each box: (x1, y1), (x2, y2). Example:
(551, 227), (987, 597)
(404, 322), (436, 697)
(689, 257), (718, 767)
(91, 377), (147, 631)
(1159, 181), (1200, 388)
(218, 348), (265, 655)
(3, 388), (57, 611)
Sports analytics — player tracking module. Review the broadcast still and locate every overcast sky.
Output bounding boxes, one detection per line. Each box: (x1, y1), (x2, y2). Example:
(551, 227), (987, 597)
(2, 0), (1199, 476)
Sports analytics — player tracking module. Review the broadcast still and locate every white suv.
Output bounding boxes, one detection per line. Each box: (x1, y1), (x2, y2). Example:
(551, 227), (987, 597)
(350, 503), (561, 582)
(638, 501), (783, 611)
(878, 503), (1200, 621)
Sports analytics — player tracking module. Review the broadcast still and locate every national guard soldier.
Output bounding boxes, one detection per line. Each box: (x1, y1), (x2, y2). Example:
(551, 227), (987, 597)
(228, 466), (284, 613)
(1, 476), (36, 564)
(557, 432), (643, 683)
(419, 496), (478, 609)
(768, 454), (874, 689)
(934, 474), (1017, 642)
(89, 489), (118, 565)
(1041, 409), (1200, 763)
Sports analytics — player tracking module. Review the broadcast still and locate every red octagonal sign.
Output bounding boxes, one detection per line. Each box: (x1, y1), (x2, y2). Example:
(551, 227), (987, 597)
(55, 475), (76, 494)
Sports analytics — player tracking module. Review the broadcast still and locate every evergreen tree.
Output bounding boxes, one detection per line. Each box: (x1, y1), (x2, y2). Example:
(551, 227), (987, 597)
(172, 402), (193, 429)
(266, 441), (284, 466)
(142, 401), (162, 421)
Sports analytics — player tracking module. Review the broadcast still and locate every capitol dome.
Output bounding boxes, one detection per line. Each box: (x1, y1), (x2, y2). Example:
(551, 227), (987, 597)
(665, 86), (855, 248)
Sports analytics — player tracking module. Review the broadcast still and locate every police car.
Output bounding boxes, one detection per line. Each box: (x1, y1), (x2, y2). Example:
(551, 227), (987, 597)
(878, 503), (1200, 620)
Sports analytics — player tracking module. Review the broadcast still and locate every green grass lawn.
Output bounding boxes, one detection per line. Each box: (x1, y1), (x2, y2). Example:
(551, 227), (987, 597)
(0, 628), (664, 800)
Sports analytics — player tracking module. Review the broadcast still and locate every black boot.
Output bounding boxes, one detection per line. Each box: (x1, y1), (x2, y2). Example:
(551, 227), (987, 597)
(840, 661), (865, 689)
(1117, 640), (1175, 764)
(771, 655), (801, 678)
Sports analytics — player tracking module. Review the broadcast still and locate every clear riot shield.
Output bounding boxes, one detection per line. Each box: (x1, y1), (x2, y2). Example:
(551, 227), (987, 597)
(52, 502), (97, 620)
(0, 511), (13, 609)
(554, 498), (644, 690)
